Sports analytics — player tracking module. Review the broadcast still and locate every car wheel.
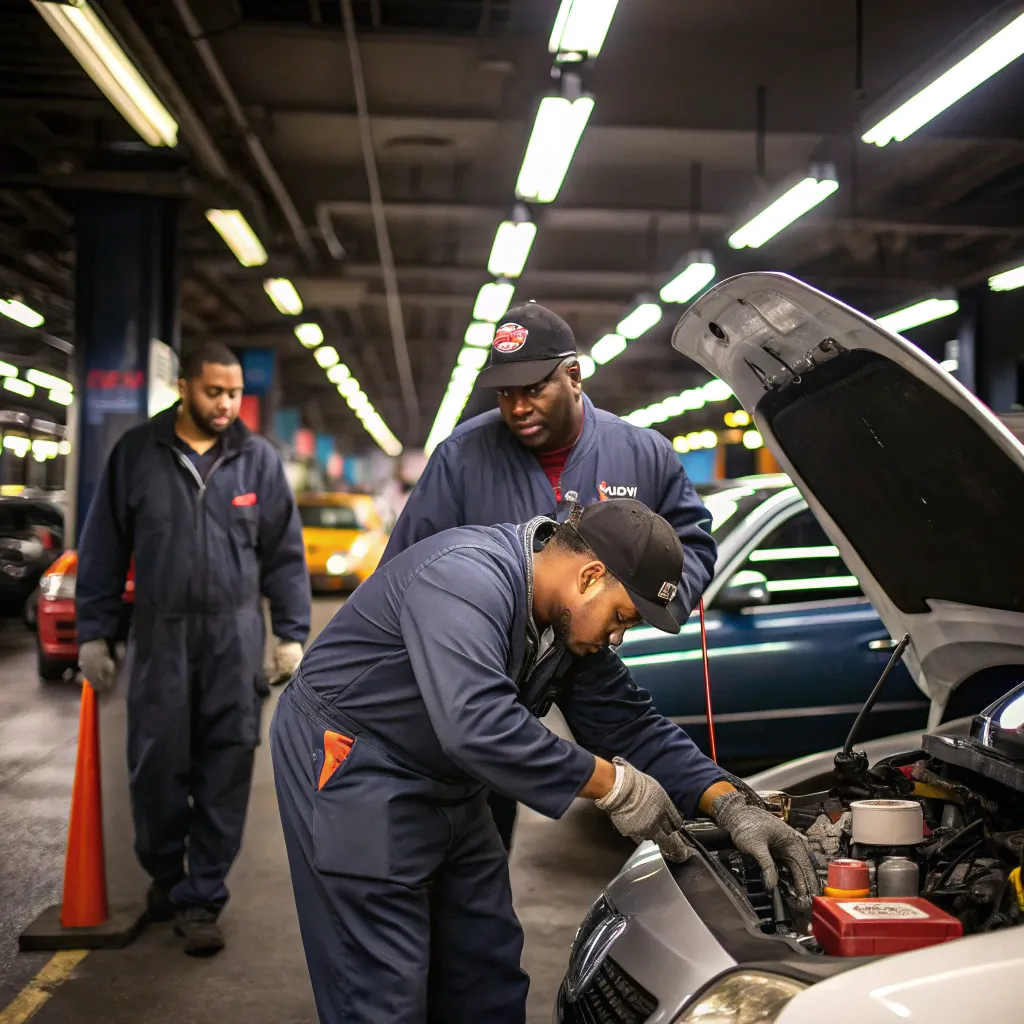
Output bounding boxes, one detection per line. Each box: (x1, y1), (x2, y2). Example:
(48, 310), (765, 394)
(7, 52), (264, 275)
(23, 590), (39, 632)
(37, 646), (74, 683)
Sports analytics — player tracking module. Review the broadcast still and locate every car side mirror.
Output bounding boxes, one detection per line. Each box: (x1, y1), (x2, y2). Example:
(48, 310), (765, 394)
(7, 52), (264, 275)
(714, 575), (771, 611)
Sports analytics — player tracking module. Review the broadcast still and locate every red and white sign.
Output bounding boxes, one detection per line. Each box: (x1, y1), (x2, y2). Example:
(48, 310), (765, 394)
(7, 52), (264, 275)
(493, 322), (528, 353)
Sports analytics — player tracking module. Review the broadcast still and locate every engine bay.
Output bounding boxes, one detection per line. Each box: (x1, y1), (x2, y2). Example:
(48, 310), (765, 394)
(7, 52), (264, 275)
(683, 722), (1024, 956)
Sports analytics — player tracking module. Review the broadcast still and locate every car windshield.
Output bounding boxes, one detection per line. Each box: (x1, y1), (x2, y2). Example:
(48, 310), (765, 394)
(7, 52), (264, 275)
(298, 504), (364, 530)
(698, 484), (787, 544)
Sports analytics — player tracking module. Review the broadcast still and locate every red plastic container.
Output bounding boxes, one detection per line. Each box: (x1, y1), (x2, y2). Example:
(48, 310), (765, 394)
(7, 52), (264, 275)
(812, 896), (963, 957)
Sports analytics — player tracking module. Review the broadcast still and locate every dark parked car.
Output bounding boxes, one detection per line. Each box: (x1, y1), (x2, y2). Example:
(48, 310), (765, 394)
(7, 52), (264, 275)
(619, 473), (929, 769)
(0, 498), (64, 619)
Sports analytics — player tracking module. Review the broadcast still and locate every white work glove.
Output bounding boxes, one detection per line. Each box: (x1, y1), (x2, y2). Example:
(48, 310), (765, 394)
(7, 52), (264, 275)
(596, 757), (692, 862)
(712, 790), (820, 895)
(79, 639), (117, 694)
(267, 639), (303, 686)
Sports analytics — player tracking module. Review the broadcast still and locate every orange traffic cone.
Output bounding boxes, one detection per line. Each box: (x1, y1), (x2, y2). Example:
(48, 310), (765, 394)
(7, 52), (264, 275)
(60, 681), (109, 928)
(19, 678), (147, 950)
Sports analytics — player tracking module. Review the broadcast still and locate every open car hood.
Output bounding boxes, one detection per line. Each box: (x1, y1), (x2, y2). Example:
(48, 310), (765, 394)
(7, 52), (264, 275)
(671, 273), (1024, 718)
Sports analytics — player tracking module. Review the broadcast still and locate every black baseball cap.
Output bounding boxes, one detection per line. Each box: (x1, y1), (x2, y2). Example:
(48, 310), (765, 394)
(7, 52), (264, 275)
(476, 302), (577, 389)
(573, 498), (685, 635)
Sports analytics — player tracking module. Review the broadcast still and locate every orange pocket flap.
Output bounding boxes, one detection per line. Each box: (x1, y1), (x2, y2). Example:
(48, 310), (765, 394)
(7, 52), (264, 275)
(317, 730), (354, 790)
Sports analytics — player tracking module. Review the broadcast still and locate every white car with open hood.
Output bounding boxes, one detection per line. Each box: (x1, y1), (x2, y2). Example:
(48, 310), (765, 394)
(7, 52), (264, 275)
(554, 273), (1024, 1024)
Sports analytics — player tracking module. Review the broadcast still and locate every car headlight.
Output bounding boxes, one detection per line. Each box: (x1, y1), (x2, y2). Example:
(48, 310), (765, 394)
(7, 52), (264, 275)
(564, 895), (627, 1001)
(40, 572), (75, 600)
(675, 971), (806, 1023)
(325, 554), (348, 575)
(349, 536), (371, 560)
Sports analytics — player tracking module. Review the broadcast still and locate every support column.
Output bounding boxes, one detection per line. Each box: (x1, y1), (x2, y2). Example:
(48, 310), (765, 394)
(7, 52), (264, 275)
(72, 194), (179, 540)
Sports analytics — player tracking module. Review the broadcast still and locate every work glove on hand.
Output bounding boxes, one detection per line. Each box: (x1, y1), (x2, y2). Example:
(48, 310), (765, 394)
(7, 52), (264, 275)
(712, 790), (820, 895)
(596, 757), (692, 862)
(267, 639), (303, 686)
(79, 639), (117, 694)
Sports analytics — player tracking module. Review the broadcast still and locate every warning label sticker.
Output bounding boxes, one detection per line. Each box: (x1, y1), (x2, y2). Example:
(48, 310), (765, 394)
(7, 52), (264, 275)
(842, 902), (930, 921)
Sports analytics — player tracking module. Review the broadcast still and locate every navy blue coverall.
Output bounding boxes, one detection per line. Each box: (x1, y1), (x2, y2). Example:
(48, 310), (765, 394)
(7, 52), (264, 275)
(381, 393), (717, 846)
(77, 406), (310, 909)
(271, 517), (727, 1023)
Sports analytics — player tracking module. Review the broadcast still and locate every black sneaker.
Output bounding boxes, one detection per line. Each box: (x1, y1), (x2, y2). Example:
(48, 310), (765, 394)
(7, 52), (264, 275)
(146, 881), (176, 923)
(174, 906), (225, 957)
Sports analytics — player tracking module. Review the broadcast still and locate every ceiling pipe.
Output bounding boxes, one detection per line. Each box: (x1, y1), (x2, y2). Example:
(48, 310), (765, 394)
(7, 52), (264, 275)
(339, 0), (421, 437)
(171, 0), (319, 266)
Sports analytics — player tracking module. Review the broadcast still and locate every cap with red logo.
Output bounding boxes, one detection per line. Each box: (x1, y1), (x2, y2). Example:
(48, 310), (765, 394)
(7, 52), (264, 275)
(477, 302), (578, 389)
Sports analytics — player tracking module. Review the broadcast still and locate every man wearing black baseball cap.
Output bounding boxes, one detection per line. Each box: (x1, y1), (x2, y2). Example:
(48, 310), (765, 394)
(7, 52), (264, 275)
(271, 499), (816, 1023)
(383, 301), (716, 850)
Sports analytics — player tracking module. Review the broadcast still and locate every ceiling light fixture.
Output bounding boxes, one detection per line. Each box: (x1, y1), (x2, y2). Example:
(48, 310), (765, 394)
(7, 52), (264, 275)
(263, 278), (303, 316)
(313, 345), (340, 368)
(327, 363), (351, 384)
(205, 209), (267, 268)
(863, 12), (1024, 147)
(660, 253), (716, 304)
(0, 361), (17, 377)
(989, 264), (1024, 291)
(3, 378), (34, 398)
(0, 299), (44, 329)
(590, 333), (627, 364)
(49, 390), (74, 406)
(617, 302), (662, 340)
(728, 167), (839, 249)
(487, 218), (537, 279)
(458, 347), (489, 370)
(473, 281), (515, 323)
(516, 90), (594, 203)
(464, 322), (496, 348)
(743, 430), (764, 449)
(32, 0), (178, 147)
(548, 0), (619, 58)
(875, 297), (959, 333)
(26, 369), (70, 391)
(338, 377), (360, 398)
(294, 322), (324, 348)
(577, 354), (596, 379)
(702, 378), (733, 402)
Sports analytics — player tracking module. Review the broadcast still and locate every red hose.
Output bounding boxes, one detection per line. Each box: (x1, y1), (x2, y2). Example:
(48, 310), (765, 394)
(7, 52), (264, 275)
(698, 598), (718, 763)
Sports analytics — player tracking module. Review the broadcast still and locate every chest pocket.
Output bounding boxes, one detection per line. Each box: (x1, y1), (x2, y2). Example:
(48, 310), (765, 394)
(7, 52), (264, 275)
(231, 505), (260, 548)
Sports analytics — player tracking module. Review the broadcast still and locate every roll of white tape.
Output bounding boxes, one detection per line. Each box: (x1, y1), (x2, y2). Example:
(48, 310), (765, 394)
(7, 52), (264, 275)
(850, 799), (923, 846)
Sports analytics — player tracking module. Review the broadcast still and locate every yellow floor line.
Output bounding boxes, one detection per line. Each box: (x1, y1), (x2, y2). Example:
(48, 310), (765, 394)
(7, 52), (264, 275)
(0, 951), (89, 1024)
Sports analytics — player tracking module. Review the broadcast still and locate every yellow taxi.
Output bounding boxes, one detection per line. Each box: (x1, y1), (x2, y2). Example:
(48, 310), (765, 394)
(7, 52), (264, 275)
(297, 492), (389, 593)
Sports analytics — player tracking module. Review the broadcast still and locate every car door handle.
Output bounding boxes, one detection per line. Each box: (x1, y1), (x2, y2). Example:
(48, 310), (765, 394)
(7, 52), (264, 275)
(867, 638), (899, 651)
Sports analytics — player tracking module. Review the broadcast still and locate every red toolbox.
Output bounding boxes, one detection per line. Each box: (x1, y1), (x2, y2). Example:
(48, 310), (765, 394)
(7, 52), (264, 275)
(812, 896), (963, 957)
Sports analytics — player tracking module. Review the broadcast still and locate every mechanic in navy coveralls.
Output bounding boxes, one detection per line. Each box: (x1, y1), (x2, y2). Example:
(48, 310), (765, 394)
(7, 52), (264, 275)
(271, 498), (816, 1024)
(381, 301), (717, 850)
(75, 342), (311, 957)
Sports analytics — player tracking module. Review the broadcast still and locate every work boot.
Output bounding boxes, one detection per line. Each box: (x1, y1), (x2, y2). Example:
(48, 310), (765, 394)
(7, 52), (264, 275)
(146, 881), (176, 923)
(174, 906), (225, 957)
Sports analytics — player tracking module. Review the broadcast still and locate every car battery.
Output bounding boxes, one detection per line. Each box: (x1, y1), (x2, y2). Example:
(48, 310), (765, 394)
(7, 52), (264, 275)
(811, 896), (962, 956)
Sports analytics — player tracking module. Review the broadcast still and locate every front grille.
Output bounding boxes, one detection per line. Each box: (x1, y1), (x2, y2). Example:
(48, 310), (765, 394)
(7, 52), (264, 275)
(720, 851), (775, 931)
(564, 958), (657, 1024)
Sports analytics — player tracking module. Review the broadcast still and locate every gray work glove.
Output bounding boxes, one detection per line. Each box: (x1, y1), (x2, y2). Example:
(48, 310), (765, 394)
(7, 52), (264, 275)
(78, 639), (116, 694)
(267, 639), (303, 686)
(712, 790), (820, 895)
(596, 758), (692, 862)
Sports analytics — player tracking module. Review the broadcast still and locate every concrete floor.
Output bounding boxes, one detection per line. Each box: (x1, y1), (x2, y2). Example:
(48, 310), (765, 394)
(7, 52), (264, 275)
(0, 599), (631, 1023)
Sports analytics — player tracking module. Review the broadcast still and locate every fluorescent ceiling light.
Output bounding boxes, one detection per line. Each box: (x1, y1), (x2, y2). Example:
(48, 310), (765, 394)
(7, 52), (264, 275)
(205, 209), (267, 268)
(32, 0), (178, 147)
(347, 391), (369, 412)
(728, 175), (839, 249)
(617, 303), (662, 340)
(0, 299), (44, 329)
(3, 435), (29, 457)
(989, 265), (1024, 291)
(458, 347), (489, 370)
(314, 345), (340, 368)
(516, 96), (594, 203)
(743, 430), (764, 449)
(49, 390), (74, 406)
(488, 221), (537, 278)
(3, 377), (34, 398)
(863, 13), (1024, 147)
(338, 377), (360, 397)
(701, 378), (733, 402)
(294, 322), (323, 348)
(465, 322), (495, 348)
(26, 369), (70, 391)
(549, 0), (619, 57)
(876, 297), (959, 334)
(473, 282), (515, 323)
(577, 354), (596, 379)
(0, 361), (16, 377)
(263, 278), (303, 316)
(660, 260), (716, 304)
(327, 363), (351, 384)
(591, 333), (627, 364)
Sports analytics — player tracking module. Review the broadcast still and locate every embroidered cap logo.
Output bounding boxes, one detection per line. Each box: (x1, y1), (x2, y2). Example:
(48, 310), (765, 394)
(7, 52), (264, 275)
(493, 322), (529, 354)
